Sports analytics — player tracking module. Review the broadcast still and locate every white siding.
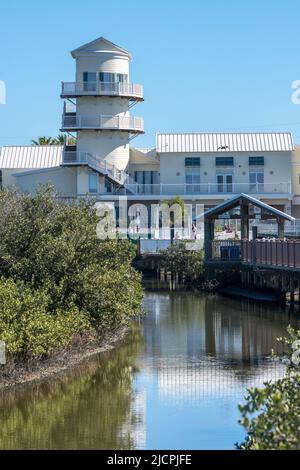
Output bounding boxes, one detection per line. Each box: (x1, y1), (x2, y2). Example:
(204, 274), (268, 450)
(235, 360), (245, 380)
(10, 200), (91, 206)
(15, 167), (77, 195)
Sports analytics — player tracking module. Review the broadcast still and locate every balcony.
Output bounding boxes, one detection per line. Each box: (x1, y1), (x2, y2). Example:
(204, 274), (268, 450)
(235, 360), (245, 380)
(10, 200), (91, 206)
(121, 182), (291, 197)
(62, 151), (130, 186)
(61, 81), (143, 100)
(61, 114), (144, 133)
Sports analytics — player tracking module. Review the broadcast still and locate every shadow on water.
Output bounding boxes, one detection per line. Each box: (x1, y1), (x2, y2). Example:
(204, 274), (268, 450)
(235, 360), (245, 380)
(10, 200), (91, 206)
(0, 281), (300, 449)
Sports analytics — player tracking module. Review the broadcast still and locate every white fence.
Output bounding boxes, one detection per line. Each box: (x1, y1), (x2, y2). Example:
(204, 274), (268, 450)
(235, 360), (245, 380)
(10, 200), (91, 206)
(62, 114), (144, 132)
(61, 81), (143, 99)
(124, 182), (291, 196)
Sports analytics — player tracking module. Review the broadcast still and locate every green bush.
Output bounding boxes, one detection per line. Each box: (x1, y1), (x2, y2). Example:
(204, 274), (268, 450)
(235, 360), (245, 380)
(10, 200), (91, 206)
(238, 326), (300, 450)
(160, 241), (204, 282)
(0, 278), (90, 358)
(0, 187), (143, 359)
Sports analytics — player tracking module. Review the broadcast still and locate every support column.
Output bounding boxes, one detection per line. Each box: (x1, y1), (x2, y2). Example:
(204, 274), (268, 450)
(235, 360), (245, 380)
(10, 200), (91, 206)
(278, 219), (285, 239)
(240, 203), (249, 240)
(204, 218), (214, 261)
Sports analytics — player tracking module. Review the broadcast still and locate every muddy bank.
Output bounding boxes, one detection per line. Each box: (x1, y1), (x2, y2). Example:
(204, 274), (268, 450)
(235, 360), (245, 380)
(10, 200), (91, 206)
(0, 325), (129, 390)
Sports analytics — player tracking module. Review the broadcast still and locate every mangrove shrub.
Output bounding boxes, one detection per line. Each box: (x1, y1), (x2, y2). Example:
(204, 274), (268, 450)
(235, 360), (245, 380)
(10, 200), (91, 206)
(238, 326), (300, 450)
(160, 241), (204, 282)
(0, 187), (143, 359)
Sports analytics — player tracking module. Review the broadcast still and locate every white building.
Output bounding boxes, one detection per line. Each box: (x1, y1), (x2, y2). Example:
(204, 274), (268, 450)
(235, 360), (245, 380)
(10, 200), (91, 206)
(1, 36), (300, 219)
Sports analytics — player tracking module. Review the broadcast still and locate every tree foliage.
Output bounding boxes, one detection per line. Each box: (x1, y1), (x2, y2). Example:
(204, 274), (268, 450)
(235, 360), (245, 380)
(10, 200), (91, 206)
(31, 135), (76, 146)
(238, 326), (300, 450)
(0, 187), (143, 359)
(160, 241), (204, 282)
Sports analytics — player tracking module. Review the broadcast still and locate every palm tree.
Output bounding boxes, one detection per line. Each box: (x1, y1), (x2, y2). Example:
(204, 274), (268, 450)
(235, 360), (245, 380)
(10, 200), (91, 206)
(54, 134), (65, 145)
(56, 134), (77, 145)
(31, 136), (57, 146)
(31, 134), (77, 146)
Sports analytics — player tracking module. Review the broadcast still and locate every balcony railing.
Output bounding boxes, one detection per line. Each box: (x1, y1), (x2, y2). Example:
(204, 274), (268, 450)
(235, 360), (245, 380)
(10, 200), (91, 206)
(61, 114), (144, 133)
(62, 151), (131, 186)
(122, 182), (291, 196)
(242, 239), (300, 269)
(209, 240), (242, 261)
(61, 81), (143, 100)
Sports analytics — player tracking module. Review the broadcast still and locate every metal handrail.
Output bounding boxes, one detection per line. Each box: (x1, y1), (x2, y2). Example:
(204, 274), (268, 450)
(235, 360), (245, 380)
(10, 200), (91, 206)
(210, 240), (242, 260)
(62, 114), (144, 132)
(62, 150), (135, 187)
(123, 182), (291, 195)
(61, 81), (143, 98)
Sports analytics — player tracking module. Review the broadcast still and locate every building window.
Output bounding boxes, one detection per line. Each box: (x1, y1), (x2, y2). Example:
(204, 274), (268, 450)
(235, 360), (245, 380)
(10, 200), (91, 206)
(249, 171), (264, 192)
(88, 172), (98, 193)
(134, 171), (159, 194)
(249, 156), (264, 166)
(105, 179), (112, 193)
(185, 169), (200, 194)
(99, 72), (128, 83)
(185, 157), (200, 167)
(216, 173), (233, 193)
(83, 72), (97, 91)
(215, 157), (234, 166)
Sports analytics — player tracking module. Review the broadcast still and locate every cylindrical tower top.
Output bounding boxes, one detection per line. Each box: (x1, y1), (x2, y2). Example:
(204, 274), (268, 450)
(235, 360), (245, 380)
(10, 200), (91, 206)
(72, 37), (131, 83)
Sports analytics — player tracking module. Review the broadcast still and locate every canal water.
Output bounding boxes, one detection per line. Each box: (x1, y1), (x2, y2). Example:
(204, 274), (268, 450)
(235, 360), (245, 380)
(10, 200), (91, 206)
(0, 287), (299, 450)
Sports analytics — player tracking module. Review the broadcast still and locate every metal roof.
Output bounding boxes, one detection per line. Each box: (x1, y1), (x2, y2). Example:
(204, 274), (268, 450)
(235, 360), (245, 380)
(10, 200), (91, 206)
(156, 133), (294, 153)
(203, 193), (295, 222)
(0, 146), (63, 169)
(71, 36), (132, 59)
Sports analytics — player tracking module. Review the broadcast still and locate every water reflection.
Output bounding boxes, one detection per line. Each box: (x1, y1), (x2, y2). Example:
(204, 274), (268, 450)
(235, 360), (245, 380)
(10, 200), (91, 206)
(0, 291), (299, 449)
(0, 327), (144, 450)
(140, 293), (294, 405)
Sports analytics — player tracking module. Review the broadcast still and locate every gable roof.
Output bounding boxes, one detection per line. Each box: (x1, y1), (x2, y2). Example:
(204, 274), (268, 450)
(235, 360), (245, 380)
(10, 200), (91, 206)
(71, 36), (132, 59)
(0, 146), (63, 169)
(130, 147), (159, 164)
(203, 193), (295, 222)
(157, 132), (294, 153)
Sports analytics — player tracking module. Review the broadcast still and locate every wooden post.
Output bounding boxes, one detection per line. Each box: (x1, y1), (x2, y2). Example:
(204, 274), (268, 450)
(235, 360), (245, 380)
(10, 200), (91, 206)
(290, 277), (295, 304)
(240, 202), (249, 240)
(278, 219), (285, 239)
(204, 218), (214, 261)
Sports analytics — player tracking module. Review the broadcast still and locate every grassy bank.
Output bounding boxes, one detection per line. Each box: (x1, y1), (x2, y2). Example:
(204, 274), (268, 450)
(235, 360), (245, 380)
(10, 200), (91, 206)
(0, 187), (143, 374)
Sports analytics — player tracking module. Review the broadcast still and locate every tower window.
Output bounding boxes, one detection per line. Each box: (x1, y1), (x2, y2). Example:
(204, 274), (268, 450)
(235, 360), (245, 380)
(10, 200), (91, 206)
(99, 72), (128, 83)
(83, 72), (96, 82)
(83, 72), (97, 92)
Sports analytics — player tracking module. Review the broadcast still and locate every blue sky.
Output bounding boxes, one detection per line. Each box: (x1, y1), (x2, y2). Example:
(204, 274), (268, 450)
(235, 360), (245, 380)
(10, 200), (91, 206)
(1, 0), (300, 148)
